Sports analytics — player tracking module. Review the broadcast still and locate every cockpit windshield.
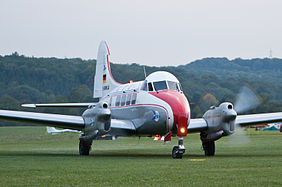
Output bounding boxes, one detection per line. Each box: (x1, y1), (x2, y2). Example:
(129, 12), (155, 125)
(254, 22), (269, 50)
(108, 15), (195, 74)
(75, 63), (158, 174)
(167, 81), (182, 91)
(143, 71), (182, 92)
(142, 80), (182, 92)
(153, 81), (167, 91)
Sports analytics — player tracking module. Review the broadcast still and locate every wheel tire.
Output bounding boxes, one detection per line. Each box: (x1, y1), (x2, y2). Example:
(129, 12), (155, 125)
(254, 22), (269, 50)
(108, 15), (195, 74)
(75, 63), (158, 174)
(203, 141), (215, 156)
(79, 140), (92, 155)
(172, 146), (183, 159)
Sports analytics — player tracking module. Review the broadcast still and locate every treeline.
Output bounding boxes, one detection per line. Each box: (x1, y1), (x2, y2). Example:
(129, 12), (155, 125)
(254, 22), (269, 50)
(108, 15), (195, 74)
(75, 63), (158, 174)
(0, 53), (282, 124)
(179, 57), (282, 85)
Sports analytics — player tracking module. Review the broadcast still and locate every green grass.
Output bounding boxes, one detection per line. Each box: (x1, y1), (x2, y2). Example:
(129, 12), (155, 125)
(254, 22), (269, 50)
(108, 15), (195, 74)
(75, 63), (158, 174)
(0, 127), (281, 186)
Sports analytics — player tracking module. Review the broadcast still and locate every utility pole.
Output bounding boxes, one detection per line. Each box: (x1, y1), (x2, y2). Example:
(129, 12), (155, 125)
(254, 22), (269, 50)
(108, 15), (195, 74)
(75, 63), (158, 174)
(269, 49), (272, 58)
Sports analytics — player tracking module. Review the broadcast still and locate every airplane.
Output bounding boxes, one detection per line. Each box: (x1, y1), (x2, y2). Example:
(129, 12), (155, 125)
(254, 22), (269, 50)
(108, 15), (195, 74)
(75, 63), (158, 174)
(1, 40), (282, 159)
(46, 126), (81, 135)
(46, 126), (115, 139)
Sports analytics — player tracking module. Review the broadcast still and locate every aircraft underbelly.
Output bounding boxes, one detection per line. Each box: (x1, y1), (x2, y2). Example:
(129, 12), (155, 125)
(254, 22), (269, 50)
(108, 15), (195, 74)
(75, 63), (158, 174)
(111, 105), (168, 136)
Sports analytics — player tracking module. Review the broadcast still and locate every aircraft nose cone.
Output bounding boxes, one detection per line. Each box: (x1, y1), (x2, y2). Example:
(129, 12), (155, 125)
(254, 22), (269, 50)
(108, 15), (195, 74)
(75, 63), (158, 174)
(150, 90), (190, 136)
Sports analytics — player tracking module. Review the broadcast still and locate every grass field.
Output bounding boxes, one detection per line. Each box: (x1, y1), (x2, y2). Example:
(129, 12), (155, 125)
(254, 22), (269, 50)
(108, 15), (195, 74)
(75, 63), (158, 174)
(0, 126), (281, 186)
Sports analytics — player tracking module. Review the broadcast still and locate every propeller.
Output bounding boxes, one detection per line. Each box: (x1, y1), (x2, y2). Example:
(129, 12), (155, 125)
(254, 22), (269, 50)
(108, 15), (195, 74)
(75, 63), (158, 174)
(227, 123), (250, 148)
(234, 86), (260, 114)
(228, 86), (260, 147)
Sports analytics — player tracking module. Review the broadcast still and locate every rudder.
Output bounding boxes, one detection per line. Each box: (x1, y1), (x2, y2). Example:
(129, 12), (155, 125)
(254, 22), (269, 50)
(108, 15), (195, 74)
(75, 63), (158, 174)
(93, 41), (121, 99)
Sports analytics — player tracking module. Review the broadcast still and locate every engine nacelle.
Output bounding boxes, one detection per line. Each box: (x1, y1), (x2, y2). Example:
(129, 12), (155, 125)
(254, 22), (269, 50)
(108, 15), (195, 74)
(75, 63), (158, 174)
(201, 102), (237, 142)
(81, 102), (111, 140)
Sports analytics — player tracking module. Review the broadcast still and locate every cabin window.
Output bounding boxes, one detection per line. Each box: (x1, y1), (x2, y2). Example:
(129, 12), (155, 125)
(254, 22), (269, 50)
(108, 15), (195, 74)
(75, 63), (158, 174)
(120, 94), (126, 106)
(111, 96), (115, 107)
(148, 82), (153, 91)
(115, 95), (121, 107)
(168, 81), (179, 91)
(126, 94), (132, 105)
(153, 81), (167, 91)
(131, 93), (137, 105)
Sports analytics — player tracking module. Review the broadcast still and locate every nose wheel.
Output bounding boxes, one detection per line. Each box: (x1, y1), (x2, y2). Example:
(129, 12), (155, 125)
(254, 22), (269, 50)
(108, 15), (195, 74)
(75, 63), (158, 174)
(172, 137), (185, 159)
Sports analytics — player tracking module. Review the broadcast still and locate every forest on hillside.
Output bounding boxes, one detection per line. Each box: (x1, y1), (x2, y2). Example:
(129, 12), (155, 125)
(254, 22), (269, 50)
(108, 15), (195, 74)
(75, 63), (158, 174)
(1, 52), (282, 125)
(180, 57), (282, 84)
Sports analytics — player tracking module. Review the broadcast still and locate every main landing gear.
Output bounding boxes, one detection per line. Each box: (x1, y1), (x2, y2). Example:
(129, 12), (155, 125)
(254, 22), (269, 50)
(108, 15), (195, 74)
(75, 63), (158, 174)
(200, 132), (215, 156)
(172, 137), (185, 159)
(202, 141), (215, 156)
(79, 139), (92, 155)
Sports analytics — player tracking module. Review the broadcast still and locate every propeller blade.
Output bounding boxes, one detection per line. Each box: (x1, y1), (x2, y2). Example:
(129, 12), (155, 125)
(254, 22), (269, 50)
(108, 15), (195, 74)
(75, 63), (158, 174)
(227, 86), (259, 147)
(227, 123), (250, 148)
(234, 86), (260, 114)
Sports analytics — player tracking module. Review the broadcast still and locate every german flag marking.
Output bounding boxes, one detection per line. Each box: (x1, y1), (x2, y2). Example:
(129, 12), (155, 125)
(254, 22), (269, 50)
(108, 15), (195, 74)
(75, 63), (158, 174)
(103, 74), (106, 84)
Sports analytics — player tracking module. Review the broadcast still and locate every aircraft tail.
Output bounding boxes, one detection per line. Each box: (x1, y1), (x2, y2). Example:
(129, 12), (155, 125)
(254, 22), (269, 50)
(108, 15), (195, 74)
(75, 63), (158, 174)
(46, 126), (81, 135)
(93, 41), (121, 99)
(46, 126), (58, 135)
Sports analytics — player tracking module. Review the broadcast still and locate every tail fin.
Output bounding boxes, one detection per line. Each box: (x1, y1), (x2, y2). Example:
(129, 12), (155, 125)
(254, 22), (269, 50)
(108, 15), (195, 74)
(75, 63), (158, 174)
(93, 41), (121, 99)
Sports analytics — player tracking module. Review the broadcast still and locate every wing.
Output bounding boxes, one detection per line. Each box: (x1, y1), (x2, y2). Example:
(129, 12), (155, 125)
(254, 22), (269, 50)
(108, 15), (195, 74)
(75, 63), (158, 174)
(0, 110), (84, 130)
(187, 112), (282, 133)
(0, 109), (136, 135)
(110, 119), (136, 136)
(236, 112), (282, 126)
(188, 118), (207, 133)
(21, 103), (96, 108)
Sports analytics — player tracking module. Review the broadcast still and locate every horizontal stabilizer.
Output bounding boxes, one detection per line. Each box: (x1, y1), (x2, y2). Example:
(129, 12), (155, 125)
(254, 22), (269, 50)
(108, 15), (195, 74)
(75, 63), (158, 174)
(22, 103), (96, 108)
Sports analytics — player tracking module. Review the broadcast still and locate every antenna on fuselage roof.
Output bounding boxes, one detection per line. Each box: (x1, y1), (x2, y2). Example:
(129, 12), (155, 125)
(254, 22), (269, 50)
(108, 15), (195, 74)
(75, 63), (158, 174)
(143, 66), (147, 78)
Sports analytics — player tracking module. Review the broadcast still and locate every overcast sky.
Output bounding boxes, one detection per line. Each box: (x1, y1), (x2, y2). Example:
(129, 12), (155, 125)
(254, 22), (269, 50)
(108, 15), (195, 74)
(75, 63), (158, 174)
(0, 0), (281, 66)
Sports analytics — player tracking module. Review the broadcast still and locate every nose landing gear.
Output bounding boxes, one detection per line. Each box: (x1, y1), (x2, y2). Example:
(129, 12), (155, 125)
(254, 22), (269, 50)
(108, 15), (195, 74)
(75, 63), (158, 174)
(172, 137), (185, 159)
